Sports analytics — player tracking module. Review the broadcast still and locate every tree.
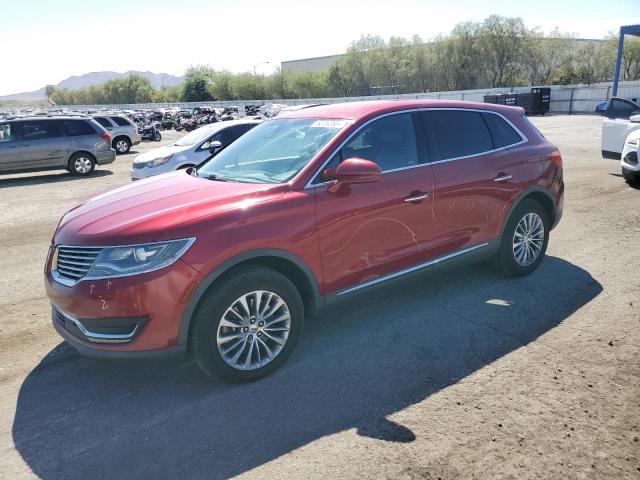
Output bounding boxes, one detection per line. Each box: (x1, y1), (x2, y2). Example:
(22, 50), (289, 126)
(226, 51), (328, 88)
(478, 15), (528, 87)
(44, 85), (56, 104)
(181, 66), (214, 102)
(523, 29), (573, 85)
(208, 71), (234, 100)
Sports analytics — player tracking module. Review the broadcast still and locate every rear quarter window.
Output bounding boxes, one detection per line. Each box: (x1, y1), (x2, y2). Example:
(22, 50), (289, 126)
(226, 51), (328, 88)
(62, 120), (97, 136)
(482, 112), (523, 148)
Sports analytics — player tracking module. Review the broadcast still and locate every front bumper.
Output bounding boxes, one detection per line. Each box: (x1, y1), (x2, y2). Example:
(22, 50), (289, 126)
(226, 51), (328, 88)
(621, 148), (639, 172)
(45, 258), (203, 356)
(96, 149), (117, 165)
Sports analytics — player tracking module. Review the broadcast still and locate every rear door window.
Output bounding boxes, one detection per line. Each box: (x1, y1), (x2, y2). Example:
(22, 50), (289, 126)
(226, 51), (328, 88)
(423, 110), (493, 161)
(18, 120), (64, 141)
(482, 112), (523, 148)
(62, 120), (96, 136)
(94, 117), (113, 129)
(111, 116), (133, 127)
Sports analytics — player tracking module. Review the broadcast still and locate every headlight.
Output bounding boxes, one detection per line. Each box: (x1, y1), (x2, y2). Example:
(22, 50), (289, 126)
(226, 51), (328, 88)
(85, 238), (195, 279)
(146, 154), (173, 168)
(134, 154), (173, 168)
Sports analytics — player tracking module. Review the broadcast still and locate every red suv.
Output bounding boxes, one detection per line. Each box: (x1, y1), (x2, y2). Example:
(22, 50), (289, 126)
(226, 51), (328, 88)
(45, 100), (563, 381)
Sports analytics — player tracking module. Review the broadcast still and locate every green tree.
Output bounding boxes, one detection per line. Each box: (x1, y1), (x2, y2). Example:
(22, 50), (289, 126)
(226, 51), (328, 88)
(478, 15), (528, 87)
(181, 66), (214, 102)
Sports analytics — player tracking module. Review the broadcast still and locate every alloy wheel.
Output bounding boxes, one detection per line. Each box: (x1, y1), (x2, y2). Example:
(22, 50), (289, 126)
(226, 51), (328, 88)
(116, 140), (129, 153)
(74, 157), (92, 174)
(216, 290), (291, 371)
(512, 212), (545, 267)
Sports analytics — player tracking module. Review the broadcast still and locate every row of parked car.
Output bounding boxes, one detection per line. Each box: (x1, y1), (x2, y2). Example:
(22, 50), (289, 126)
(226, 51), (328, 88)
(2, 97), (638, 184)
(0, 104), (316, 178)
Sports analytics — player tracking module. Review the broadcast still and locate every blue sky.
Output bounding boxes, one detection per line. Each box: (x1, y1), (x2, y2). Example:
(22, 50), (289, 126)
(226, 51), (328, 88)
(1, 0), (639, 95)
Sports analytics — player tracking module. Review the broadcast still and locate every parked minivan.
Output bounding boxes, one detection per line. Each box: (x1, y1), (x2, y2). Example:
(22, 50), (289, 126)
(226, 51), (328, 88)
(45, 100), (563, 382)
(0, 116), (115, 175)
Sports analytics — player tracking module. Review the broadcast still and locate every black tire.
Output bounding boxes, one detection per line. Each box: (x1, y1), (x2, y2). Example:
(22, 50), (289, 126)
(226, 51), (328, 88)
(191, 265), (304, 382)
(154, 131), (162, 142)
(113, 137), (131, 155)
(622, 167), (639, 183)
(492, 199), (549, 277)
(68, 152), (96, 176)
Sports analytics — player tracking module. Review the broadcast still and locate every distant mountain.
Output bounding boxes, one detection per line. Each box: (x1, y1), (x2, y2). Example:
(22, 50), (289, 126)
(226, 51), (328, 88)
(0, 71), (184, 102)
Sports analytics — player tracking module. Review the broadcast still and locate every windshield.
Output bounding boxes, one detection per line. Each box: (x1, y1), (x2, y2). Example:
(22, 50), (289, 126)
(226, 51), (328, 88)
(174, 125), (216, 147)
(197, 118), (348, 184)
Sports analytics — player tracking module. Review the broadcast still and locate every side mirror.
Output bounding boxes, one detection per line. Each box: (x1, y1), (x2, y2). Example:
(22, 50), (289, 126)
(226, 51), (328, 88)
(327, 157), (381, 193)
(208, 140), (223, 154)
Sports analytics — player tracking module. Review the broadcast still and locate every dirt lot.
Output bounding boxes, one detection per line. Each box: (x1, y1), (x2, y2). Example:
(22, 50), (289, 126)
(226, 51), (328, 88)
(0, 116), (638, 479)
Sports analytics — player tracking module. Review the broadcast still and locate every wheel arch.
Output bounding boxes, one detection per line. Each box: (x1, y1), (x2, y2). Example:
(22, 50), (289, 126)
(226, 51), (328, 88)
(178, 249), (322, 346)
(499, 187), (557, 239)
(112, 134), (131, 145)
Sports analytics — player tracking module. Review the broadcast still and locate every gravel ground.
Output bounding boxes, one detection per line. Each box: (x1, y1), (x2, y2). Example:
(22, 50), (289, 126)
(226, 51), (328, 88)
(0, 117), (638, 479)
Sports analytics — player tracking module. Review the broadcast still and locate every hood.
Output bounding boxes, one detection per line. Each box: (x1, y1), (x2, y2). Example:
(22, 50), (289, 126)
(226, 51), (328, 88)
(134, 144), (191, 163)
(54, 171), (288, 246)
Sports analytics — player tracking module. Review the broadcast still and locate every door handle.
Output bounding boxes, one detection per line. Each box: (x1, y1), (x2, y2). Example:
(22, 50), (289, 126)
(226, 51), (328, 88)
(404, 192), (430, 203)
(494, 173), (513, 183)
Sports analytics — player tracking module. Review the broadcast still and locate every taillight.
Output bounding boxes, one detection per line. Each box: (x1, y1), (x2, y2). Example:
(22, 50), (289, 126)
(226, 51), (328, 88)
(100, 131), (111, 142)
(550, 149), (562, 168)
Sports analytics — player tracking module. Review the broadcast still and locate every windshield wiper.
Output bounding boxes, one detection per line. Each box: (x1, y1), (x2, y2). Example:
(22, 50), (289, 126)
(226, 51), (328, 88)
(207, 173), (230, 182)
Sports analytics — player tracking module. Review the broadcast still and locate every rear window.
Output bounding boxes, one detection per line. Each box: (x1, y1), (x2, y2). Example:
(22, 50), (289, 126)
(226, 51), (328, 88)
(424, 110), (493, 160)
(62, 120), (96, 136)
(94, 117), (113, 129)
(482, 112), (523, 148)
(111, 116), (133, 127)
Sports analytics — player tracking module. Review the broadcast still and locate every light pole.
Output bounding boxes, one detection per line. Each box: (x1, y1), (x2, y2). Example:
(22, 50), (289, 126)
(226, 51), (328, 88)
(253, 61), (270, 75)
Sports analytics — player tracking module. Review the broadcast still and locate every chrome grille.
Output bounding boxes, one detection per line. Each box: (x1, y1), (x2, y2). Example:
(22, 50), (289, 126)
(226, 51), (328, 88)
(56, 246), (102, 282)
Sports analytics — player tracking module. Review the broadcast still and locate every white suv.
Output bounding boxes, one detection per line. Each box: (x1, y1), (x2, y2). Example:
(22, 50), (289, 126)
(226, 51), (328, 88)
(93, 115), (141, 155)
(600, 97), (640, 183)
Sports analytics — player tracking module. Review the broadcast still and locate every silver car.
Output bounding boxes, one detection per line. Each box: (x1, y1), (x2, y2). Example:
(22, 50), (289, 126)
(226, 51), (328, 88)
(0, 116), (116, 176)
(93, 115), (142, 155)
(130, 119), (261, 180)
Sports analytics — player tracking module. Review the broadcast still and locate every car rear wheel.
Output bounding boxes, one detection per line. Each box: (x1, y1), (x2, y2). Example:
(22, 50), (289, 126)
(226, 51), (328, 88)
(191, 265), (303, 382)
(113, 137), (131, 155)
(492, 199), (549, 277)
(68, 153), (96, 176)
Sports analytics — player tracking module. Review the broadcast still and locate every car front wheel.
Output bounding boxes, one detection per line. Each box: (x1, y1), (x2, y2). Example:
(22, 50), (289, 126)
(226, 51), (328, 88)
(492, 199), (549, 277)
(191, 265), (304, 382)
(622, 167), (639, 184)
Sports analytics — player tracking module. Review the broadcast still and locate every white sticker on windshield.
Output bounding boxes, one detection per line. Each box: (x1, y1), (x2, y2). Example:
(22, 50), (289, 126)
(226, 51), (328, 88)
(309, 119), (350, 129)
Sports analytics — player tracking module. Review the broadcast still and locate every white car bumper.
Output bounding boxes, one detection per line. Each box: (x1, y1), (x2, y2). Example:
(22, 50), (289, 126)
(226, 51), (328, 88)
(621, 139), (640, 172)
(130, 162), (177, 180)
